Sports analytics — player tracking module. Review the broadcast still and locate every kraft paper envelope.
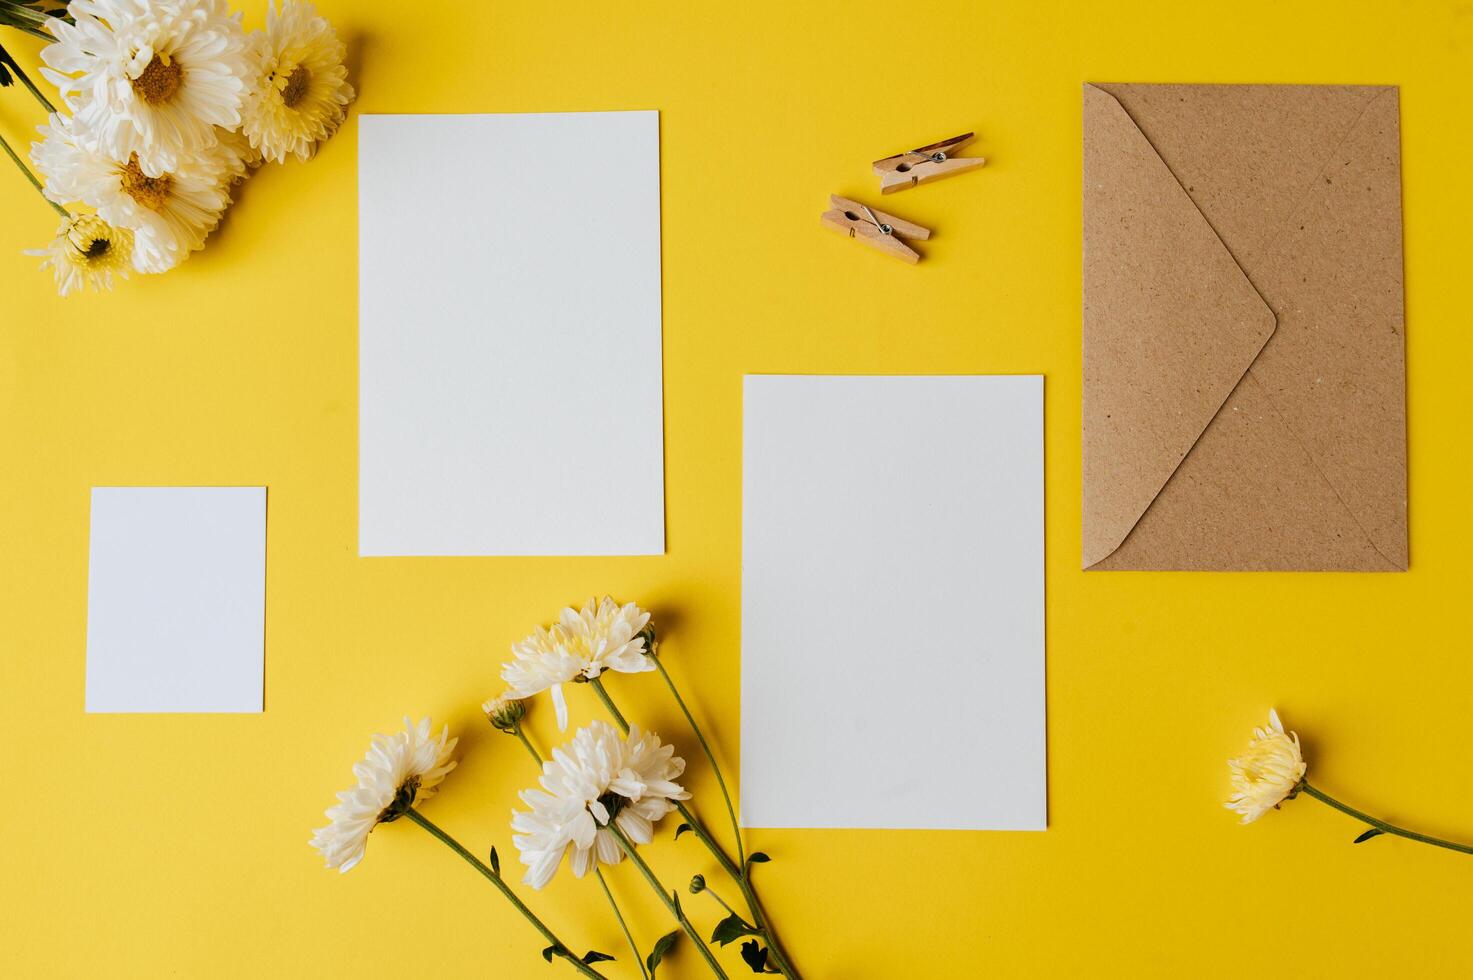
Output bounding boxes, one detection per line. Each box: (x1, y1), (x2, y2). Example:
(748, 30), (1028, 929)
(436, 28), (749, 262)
(1082, 83), (1407, 571)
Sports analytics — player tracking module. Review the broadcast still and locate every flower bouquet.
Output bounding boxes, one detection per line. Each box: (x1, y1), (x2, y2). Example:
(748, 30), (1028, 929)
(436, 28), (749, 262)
(311, 598), (803, 978)
(0, 0), (352, 295)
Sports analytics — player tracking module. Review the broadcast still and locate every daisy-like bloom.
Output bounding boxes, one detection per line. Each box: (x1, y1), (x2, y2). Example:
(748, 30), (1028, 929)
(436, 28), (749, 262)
(482, 692), (527, 734)
(1225, 709), (1307, 824)
(32, 112), (239, 273)
(40, 0), (252, 177)
(240, 0), (354, 164)
(310, 717), (458, 873)
(25, 213), (134, 296)
(501, 597), (656, 731)
(512, 720), (689, 890)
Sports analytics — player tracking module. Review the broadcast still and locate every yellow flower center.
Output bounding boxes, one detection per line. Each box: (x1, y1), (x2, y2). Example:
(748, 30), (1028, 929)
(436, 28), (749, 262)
(119, 155), (172, 212)
(281, 65), (312, 109)
(131, 53), (182, 106)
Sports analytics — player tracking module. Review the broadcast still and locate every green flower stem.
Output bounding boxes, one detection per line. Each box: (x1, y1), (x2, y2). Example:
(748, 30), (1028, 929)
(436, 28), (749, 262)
(595, 867), (649, 980)
(651, 652), (745, 867)
(696, 883), (747, 924)
(1299, 781), (1473, 855)
(0, 128), (68, 218)
(514, 726), (544, 766)
(588, 676), (630, 730)
(588, 676), (802, 979)
(729, 862), (798, 979)
(404, 809), (610, 979)
(607, 822), (730, 980)
(1, 46), (56, 113)
(0, 3), (60, 42)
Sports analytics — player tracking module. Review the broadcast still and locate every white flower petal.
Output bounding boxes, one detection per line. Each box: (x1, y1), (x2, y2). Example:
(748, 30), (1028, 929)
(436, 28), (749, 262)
(1225, 709), (1307, 824)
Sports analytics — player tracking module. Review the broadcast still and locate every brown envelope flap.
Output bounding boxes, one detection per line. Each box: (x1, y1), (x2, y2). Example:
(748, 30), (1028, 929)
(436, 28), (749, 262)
(1082, 84), (1277, 568)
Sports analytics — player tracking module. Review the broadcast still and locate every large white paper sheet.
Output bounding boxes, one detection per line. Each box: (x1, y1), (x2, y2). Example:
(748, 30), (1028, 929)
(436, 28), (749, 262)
(85, 487), (266, 713)
(358, 111), (665, 556)
(741, 376), (1046, 830)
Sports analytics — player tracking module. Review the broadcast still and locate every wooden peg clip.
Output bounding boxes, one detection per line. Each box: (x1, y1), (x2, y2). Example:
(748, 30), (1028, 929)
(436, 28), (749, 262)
(821, 195), (931, 263)
(873, 132), (986, 194)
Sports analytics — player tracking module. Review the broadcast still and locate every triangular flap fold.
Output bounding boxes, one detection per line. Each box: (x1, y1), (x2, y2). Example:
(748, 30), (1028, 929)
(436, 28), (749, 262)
(1082, 84), (1276, 568)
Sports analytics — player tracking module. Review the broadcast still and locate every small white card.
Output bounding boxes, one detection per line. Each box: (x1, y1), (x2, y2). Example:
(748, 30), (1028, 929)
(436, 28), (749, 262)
(358, 111), (666, 556)
(85, 487), (266, 713)
(740, 376), (1046, 830)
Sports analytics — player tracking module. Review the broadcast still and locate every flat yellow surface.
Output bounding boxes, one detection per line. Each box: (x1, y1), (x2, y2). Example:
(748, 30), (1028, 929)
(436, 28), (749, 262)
(3, 1), (1472, 976)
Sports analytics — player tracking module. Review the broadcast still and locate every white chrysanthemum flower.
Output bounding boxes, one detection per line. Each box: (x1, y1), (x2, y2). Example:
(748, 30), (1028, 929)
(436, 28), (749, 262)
(32, 112), (238, 273)
(501, 597), (655, 731)
(1226, 709), (1307, 824)
(310, 717), (458, 873)
(512, 720), (689, 890)
(40, 0), (252, 177)
(240, 0), (354, 163)
(25, 213), (134, 296)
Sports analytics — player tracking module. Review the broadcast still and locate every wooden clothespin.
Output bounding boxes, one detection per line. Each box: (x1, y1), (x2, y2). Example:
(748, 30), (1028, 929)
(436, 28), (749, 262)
(873, 132), (986, 194)
(821, 194), (930, 263)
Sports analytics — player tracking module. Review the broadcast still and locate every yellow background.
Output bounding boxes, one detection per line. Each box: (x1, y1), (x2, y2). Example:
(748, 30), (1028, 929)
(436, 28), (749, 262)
(3, 1), (1471, 976)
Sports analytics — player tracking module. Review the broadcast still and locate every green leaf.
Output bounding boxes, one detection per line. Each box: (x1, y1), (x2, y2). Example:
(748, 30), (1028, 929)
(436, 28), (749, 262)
(740, 940), (776, 973)
(488, 846), (501, 876)
(746, 852), (771, 868)
(675, 822), (692, 839)
(646, 930), (680, 977)
(0, 43), (16, 87)
(710, 912), (761, 946)
(581, 950), (616, 964)
(1353, 828), (1385, 844)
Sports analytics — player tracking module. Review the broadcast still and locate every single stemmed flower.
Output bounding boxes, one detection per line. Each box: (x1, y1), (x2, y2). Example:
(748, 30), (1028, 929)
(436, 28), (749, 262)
(501, 596), (656, 731)
(25, 211), (133, 295)
(310, 717), (611, 978)
(1226, 709), (1473, 854)
(309, 715), (459, 872)
(512, 719), (727, 979)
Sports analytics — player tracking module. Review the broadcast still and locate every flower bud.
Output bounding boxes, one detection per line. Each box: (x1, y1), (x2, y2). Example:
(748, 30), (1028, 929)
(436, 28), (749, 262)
(482, 694), (527, 733)
(638, 623), (658, 656)
(688, 874), (706, 894)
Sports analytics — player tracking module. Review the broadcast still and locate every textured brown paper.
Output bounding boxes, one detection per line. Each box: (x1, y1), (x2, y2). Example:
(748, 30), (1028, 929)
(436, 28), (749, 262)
(1082, 83), (1407, 571)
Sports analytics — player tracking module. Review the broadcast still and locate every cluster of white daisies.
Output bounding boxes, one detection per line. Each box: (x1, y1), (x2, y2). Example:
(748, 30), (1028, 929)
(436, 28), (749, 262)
(311, 599), (688, 889)
(20, 0), (353, 295)
(309, 599), (798, 976)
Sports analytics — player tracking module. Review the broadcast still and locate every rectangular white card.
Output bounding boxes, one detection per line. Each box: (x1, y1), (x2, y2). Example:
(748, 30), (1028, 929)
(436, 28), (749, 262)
(86, 487), (266, 713)
(358, 111), (665, 556)
(741, 376), (1046, 830)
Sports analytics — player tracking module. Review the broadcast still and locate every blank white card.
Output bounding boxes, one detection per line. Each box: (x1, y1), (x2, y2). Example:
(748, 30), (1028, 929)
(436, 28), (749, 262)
(358, 111), (665, 556)
(86, 487), (266, 713)
(741, 376), (1045, 830)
